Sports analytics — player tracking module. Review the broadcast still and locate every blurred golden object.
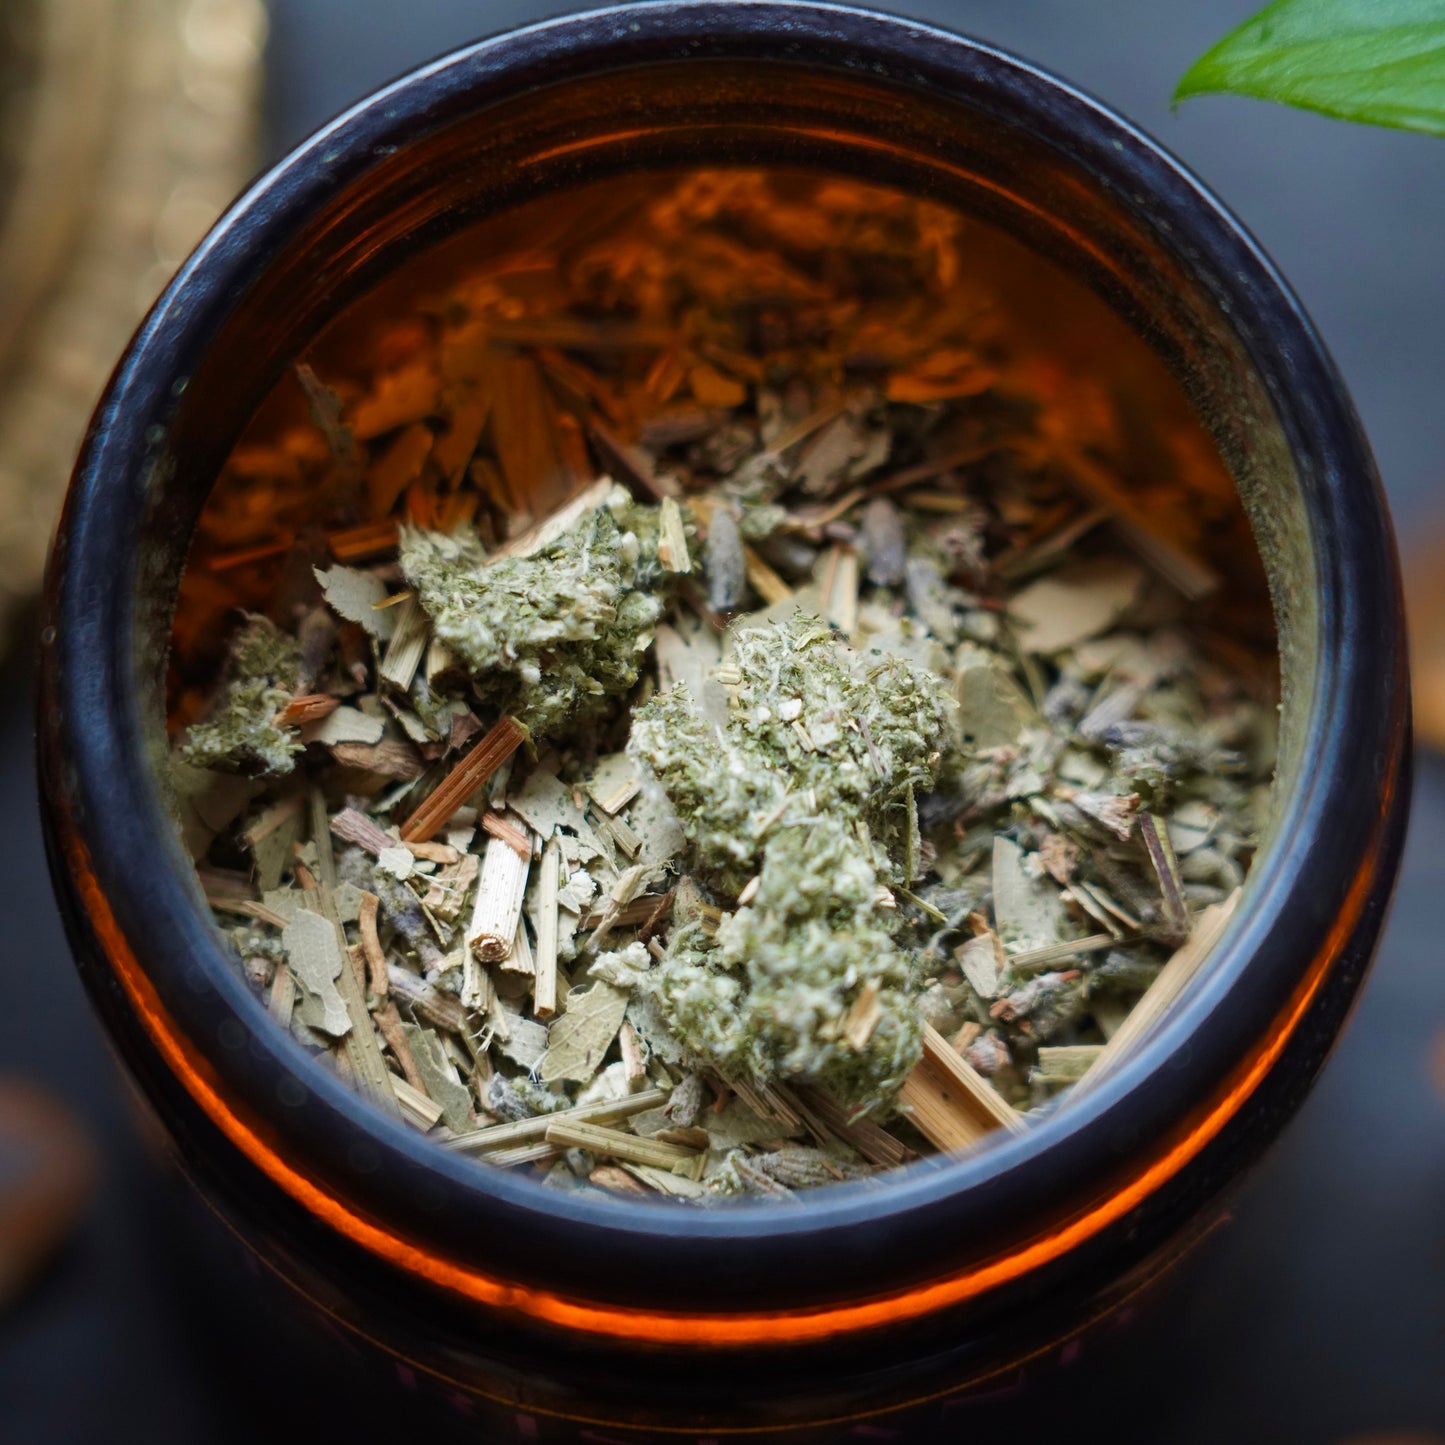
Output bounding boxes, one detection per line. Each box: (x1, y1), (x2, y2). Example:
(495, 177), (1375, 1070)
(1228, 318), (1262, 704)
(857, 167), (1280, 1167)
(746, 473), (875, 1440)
(0, 0), (263, 652)
(1405, 529), (1445, 750)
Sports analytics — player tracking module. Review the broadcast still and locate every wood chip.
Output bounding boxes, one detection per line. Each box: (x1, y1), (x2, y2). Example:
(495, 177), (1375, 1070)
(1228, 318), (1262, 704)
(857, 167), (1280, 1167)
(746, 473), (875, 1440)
(329, 739), (426, 780)
(743, 544), (793, 606)
(819, 543), (859, 635)
(488, 477), (615, 562)
(377, 595), (430, 691)
(841, 979), (883, 1050)
(656, 496), (691, 573)
(330, 806), (393, 857)
(898, 1023), (1026, 1153)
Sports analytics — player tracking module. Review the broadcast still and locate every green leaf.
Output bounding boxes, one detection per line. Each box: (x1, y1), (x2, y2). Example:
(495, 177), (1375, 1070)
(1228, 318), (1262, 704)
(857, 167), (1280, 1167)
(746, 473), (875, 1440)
(1176, 0), (1445, 137)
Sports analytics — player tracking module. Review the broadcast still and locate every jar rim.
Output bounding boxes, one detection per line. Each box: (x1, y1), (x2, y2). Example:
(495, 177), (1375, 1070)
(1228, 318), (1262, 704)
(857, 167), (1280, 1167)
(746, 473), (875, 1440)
(42, 0), (1407, 1333)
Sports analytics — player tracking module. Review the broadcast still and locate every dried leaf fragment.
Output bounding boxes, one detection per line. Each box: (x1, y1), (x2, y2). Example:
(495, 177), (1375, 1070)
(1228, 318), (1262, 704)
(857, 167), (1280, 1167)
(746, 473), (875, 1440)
(281, 909), (351, 1037)
(538, 980), (630, 1084)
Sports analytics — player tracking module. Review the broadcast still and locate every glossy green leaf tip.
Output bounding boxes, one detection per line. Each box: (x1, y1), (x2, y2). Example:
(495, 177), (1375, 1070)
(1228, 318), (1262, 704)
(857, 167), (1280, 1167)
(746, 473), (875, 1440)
(1176, 0), (1445, 137)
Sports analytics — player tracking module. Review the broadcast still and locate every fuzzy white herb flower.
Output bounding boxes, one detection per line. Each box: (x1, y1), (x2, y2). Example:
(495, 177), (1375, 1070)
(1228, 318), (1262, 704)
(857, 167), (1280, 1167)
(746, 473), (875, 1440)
(179, 615), (304, 777)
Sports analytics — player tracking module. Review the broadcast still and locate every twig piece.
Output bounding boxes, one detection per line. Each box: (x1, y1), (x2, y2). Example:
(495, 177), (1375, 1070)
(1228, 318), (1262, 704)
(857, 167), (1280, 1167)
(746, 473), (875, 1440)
(400, 716), (527, 843)
(374, 1000), (425, 1092)
(545, 1120), (700, 1170)
(444, 1086), (670, 1154)
(467, 836), (531, 963)
(480, 810), (533, 858)
(357, 891), (387, 998)
(532, 840), (561, 1019)
(386, 964), (475, 1038)
(1139, 812), (1190, 943)
(309, 887), (400, 1119)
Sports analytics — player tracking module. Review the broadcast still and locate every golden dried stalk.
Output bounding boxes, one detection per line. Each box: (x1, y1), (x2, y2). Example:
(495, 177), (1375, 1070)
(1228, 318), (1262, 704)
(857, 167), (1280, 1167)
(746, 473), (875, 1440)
(444, 1086), (670, 1154)
(545, 1120), (700, 1170)
(532, 840), (561, 1020)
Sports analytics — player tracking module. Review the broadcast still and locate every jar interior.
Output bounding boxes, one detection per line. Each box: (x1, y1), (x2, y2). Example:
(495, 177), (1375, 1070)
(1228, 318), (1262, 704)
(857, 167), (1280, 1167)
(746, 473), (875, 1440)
(152, 151), (1289, 1203)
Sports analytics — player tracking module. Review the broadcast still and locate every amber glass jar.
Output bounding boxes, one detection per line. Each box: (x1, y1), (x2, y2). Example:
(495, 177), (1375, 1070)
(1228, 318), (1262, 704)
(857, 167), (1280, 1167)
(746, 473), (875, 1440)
(39, 3), (1408, 1436)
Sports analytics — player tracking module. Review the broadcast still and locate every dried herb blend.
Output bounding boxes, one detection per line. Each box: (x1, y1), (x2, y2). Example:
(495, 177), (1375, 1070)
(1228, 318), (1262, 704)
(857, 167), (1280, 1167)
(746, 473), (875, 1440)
(170, 172), (1277, 1203)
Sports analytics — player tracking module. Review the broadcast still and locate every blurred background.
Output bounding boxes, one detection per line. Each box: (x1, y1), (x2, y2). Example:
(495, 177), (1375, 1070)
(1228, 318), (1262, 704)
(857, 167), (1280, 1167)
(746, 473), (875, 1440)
(2, 2), (1444, 1441)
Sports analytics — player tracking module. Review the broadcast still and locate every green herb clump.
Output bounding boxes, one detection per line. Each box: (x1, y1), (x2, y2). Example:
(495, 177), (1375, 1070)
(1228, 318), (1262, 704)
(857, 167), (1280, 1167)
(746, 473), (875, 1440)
(631, 613), (950, 890)
(179, 615), (303, 777)
(400, 490), (666, 740)
(629, 613), (951, 1103)
(651, 817), (922, 1105)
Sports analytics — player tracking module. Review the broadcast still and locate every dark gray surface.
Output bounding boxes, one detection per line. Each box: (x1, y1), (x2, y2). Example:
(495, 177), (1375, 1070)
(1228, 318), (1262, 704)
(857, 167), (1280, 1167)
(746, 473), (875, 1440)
(4, 4), (1445, 1441)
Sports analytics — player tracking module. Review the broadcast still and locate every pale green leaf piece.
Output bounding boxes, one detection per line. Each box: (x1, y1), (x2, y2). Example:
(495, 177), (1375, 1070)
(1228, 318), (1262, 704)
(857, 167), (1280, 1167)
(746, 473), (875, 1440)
(281, 908), (351, 1037)
(538, 980), (631, 1084)
(627, 613), (954, 1105)
(313, 564), (397, 641)
(1177, 0), (1445, 137)
(402, 1023), (473, 1132)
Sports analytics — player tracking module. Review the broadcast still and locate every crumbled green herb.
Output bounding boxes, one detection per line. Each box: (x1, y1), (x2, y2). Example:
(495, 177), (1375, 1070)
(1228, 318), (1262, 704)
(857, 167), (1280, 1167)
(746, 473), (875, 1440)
(400, 492), (667, 739)
(179, 615), (303, 776)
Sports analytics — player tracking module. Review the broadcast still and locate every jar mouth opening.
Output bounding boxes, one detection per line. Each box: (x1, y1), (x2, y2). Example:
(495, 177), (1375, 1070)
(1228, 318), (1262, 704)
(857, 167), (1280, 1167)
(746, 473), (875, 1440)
(47, 1), (1404, 1315)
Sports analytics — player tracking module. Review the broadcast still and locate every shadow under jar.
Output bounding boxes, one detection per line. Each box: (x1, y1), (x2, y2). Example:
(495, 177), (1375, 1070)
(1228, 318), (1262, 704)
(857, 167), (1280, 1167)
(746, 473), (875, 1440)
(39, 3), (1408, 1436)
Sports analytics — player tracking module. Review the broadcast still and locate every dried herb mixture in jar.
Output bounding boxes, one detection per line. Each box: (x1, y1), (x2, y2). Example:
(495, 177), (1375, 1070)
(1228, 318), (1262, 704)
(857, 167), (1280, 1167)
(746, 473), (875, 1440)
(169, 172), (1277, 1203)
